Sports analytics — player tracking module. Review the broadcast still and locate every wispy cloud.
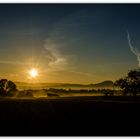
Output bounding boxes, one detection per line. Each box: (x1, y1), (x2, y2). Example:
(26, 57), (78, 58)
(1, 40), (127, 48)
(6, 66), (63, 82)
(42, 37), (94, 78)
(43, 38), (70, 71)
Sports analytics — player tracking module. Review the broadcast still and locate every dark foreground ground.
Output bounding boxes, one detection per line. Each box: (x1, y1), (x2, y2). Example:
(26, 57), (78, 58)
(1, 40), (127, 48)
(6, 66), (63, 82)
(0, 96), (140, 136)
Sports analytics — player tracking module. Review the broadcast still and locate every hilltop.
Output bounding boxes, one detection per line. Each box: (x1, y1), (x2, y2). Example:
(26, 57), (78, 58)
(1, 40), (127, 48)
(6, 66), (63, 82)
(15, 80), (114, 90)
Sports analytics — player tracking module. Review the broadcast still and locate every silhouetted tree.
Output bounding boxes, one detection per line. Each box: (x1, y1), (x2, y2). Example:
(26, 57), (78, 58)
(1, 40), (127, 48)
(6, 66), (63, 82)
(0, 79), (17, 96)
(114, 69), (140, 101)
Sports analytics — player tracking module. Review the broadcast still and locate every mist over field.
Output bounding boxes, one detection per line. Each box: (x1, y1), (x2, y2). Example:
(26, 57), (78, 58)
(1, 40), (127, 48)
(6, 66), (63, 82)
(15, 80), (114, 90)
(9, 80), (112, 98)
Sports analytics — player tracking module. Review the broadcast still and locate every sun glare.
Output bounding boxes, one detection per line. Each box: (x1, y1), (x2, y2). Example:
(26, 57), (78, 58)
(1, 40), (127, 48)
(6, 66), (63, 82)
(29, 68), (38, 78)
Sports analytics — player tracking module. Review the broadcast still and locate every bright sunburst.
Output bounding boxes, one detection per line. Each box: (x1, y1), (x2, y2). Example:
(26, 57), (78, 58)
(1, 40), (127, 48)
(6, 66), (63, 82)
(29, 68), (38, 78)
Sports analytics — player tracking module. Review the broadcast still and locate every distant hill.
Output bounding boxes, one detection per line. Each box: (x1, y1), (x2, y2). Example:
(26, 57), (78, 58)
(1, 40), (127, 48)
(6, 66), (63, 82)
(59, 80), (113, 88)
(15, 80), (114, 90)
(89, 80), (114, 87)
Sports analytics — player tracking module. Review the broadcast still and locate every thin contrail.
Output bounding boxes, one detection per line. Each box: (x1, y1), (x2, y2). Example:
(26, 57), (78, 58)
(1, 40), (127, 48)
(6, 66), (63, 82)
(127, 31), (140, 68)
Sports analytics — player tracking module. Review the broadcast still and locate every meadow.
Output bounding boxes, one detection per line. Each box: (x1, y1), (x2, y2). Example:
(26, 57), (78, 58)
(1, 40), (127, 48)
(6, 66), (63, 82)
(0, 95), (140, 136)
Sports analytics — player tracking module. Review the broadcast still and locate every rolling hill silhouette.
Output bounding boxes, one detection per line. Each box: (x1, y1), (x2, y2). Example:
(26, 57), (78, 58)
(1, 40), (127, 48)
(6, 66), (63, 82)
(15, 80), (114, 89)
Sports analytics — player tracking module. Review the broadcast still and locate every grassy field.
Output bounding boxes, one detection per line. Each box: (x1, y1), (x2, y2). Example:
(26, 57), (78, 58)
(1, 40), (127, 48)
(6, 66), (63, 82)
(0, 96), (140, 136)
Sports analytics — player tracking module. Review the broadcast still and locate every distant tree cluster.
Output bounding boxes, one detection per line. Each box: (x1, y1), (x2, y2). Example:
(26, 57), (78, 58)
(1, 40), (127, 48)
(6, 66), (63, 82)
(43, 88), (114, 95)
(0, 79), (17, 96)
(17, 90), (34, 98)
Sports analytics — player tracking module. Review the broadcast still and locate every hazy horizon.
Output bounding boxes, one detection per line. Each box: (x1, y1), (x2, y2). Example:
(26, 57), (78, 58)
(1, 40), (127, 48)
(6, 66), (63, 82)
(13, 79), (113, 84)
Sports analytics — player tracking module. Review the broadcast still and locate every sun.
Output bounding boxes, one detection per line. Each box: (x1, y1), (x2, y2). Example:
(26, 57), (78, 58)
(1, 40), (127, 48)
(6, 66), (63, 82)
(29, 68), (38, 78)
